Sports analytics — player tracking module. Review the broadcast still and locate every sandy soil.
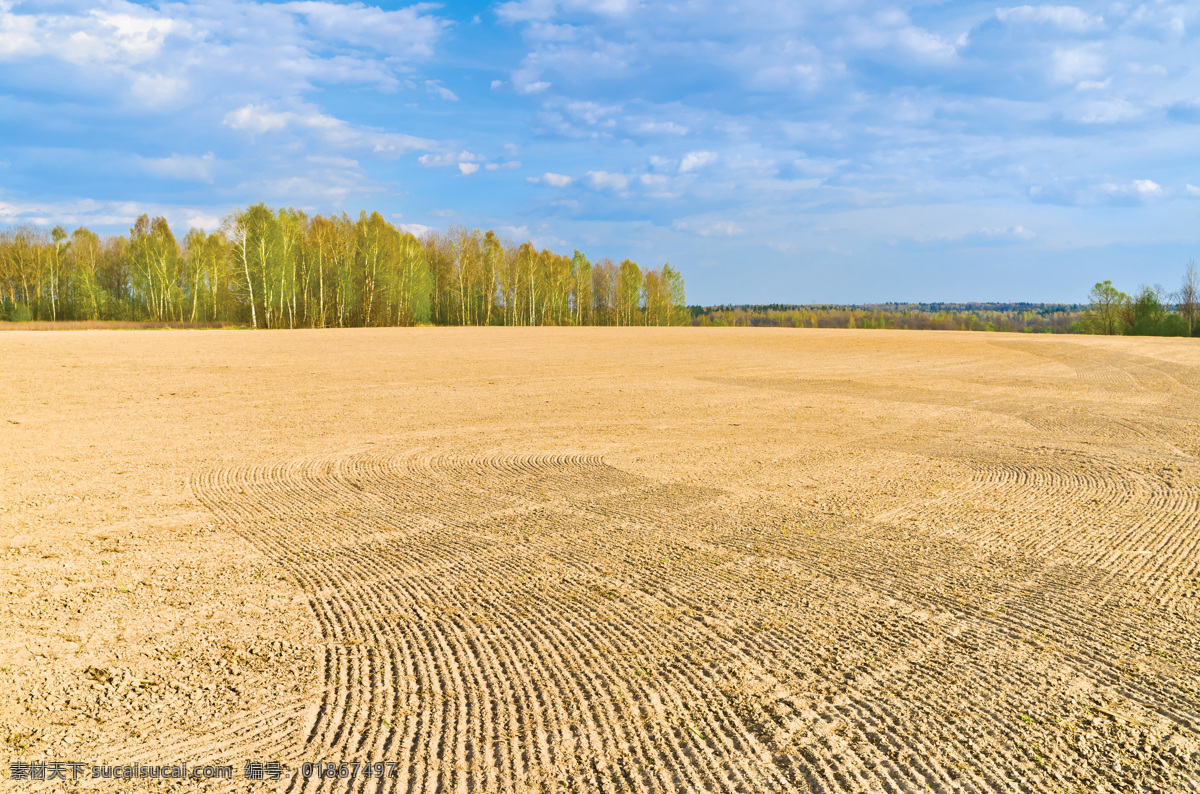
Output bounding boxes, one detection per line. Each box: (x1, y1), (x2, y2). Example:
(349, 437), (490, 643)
(1, 327), (1198, 792)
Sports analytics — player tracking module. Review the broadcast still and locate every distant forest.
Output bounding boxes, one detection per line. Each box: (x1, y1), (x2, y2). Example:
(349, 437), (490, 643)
(689, 303), (1085, 333)
(690, 264), (1200, 337)
(0, 205), (687, 328)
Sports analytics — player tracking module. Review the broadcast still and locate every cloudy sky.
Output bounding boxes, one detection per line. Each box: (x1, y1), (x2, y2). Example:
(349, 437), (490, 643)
(0, 0), (1196, 303)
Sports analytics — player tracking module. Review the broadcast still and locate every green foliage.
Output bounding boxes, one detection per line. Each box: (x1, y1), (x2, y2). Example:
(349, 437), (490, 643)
(1157, 314), (1191, 337)
(1119, 286), (1190, 337)
(0, 207), (684, 328)
(0, 298), (32, 322)
(1082, 280), (1127, 335)
(1125, 286), (1166, 336)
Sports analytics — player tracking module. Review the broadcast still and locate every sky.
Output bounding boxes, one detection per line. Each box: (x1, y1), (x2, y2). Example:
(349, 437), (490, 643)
(0, 0), (1197, 304)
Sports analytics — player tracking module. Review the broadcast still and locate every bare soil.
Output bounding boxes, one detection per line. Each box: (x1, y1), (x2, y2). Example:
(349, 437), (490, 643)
(1, 327), (1198, 792)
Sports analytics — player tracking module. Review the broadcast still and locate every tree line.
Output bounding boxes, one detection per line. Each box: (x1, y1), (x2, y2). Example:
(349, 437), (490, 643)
(1082, 262), (1198, 337)
(0, 205), (687, 328)
(690, 262), (1200, 337)
(689, 304), (1084, 333)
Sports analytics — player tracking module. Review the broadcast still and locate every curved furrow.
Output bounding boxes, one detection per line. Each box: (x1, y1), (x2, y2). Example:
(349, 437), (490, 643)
(184, 449), (1200, 792)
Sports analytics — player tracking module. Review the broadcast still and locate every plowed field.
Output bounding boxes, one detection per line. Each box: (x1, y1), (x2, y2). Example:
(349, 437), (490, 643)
(2, 328), (1198, 792)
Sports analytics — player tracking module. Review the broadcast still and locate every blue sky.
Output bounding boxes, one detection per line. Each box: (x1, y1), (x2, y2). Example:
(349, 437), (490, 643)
(0, 0), (1197, 303)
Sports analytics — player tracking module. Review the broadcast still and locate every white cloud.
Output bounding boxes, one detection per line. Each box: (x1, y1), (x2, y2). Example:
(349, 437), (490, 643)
(1132, 179), (1161, 196)
(397, 223), (434, 236)
(417, 150), (482, 168)
(224, 103), (435, 155)
(852, 12), (959, 61)
(183, 211), (222, 231)
(679, 151), (718, 173)
(458, 162), (480, 175)
(0, 0), (456, 138)
(528, 172), (574, 186)
(1187, 184), (1200, 197)
(962, 225), (1037, 241)
(425, 80), (459, 101)
(0, 192), (226, 231)
(1072, 98), (1139, 123)
(585, 170), (629, 190)
(1052, 46), (1105, 83)
(523, 22), (582, 42)
(138, 152), (217, 183)
(0, 1), (448, 106)
(673, 218), (744, 237)
(285, 1), (444, 58)
(637, 120), (689, 136)
(495, 0), (558, 23)
(237, 173), (383, 204)
(1126, 62), (1168, 77)
(1030, 176), (1172, 205)
(0, 9), (176, 65)
(996, 6), (1105, 33)
(566, 100), (620, 125)
(223, 104), (291, 134)
(639, 173), (678, 198)
(496, 0), (635, 24)
(129, 73), (188, 106)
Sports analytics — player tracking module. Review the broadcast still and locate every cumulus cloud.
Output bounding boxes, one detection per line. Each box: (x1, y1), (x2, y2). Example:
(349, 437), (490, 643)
(458, 162), (479, 175)
(225, 103), (435, 155)
(137, 152), (217, 183)
(1132, 179), (1162, 197)
(679, 151), (718, 173)
(1187, 184), (1200, 197)
(285, 1), (444, 59)
(1052, 46), (1105, 83)
(1074, 77), (1110, 91)
(425, 80), (459, 101)
(0, 8), (176, 65)
(1030, 177), (1168, 205)
(496, 0), (636, 24)
(636, 120), (689, 136)
(566, 100), (621, 125)
(995, 6), (1105, 33)
(0, 192), (226, 231)
(1071, 98), (1139, 124)
(998, 225), (1036, 240)
(852, 11), (959, 61)
(417, 150), (482, 168)
(0, 0), (449, 106)
(528, 172), (574, 187)
(585, 170), (629, 190)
